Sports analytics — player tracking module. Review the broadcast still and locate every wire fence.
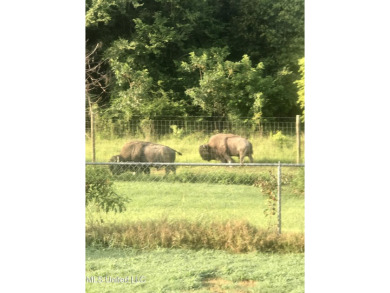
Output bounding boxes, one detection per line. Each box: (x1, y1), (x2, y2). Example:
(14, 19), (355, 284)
(86, 116), (304, 239)
(86, 162), (304, 234)
(85, 116), (304, 164)
(86, 116), (304, 139)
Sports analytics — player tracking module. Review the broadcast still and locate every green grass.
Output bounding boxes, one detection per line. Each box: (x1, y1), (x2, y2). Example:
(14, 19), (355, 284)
(86, 247), (304, 293)
(86, 181), (304, 233)
(85, 132), (305, 163)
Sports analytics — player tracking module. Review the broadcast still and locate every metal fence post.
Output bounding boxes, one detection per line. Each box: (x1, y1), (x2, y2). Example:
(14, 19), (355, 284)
(277, 161), (282, 234)
(91, 105), (96, 163)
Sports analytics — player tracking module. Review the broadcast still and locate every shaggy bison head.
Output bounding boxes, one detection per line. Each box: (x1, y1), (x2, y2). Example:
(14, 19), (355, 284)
(199, 144), (212, 161)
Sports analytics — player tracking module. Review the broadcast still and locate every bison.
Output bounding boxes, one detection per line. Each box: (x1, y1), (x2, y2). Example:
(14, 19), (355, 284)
(199, 133), (253, 164)
(109, 141), (182, 175)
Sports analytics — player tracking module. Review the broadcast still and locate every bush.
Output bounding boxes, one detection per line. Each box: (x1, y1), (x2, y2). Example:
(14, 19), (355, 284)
(270, 130), (291, 149)
(86, 166), (128, 212)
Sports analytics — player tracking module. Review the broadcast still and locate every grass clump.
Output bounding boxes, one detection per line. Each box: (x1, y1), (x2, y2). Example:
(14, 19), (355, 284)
(86, 219), (304, 253)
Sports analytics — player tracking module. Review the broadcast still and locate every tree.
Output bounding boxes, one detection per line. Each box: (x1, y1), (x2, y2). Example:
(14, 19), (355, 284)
(227, 0), (304, 70)
(295, 57), (305, 121)
(103, 38), (186, 121)
(85, 0), (305, 120)
(181, 47), (266, 119)
(85, 42), (109, 161)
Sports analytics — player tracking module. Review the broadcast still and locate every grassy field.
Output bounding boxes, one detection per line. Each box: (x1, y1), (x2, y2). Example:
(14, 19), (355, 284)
(85, 132), (304, 163)
(86, 181), (304, 233)
(86, 247), (304, 293)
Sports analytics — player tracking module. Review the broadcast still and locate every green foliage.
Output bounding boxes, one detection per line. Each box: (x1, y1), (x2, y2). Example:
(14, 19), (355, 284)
(228, 0), (304, 65)
(132, 14), (179, 55)
(295, 57), (305, 121)
(169, 124), (184, 138)
(86, 0), (305, 119)
(103, 38), (186, 120)
(86, 0), (143, 27)
(225, 0), (305, 117)
(86, 0), (116, 27)
(85, 166), (128, 212)
(270, 130), (290, 149)
(181, 48), (266, 118)
(254, 171), (278, 223)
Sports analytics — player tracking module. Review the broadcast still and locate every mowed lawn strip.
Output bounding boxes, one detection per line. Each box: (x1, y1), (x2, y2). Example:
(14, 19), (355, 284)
(86, 181), (304, 233)
(86, 247), (304, 293)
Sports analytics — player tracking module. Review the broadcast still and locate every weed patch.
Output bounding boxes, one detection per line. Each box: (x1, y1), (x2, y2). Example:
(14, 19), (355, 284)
(86, 219), (304, 253)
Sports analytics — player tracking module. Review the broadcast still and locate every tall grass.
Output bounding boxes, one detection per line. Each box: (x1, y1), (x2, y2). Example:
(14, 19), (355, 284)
(85, 132), (304, 163)
(86, 218), (304, 253)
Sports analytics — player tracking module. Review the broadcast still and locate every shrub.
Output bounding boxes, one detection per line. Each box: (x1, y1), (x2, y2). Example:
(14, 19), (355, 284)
(86, 166), (128, 212)
(270, 130), (290, 149)
(254, 171), (278, 229)
(170, 125), (184, 138)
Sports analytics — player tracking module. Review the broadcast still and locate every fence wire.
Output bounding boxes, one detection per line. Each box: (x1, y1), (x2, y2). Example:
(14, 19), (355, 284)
(86, 116), (303, 138)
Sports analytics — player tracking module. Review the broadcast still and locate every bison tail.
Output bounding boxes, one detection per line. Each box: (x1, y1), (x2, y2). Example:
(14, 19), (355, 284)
(168, 146), (182, 155)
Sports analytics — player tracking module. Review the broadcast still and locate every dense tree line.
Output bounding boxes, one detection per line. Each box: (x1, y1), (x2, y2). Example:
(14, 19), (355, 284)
(86, 0), (304, 122)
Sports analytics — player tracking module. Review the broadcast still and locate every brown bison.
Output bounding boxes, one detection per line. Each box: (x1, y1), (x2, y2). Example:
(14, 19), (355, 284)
(199, 133), (253, 164)
(109, 141), (182, 175)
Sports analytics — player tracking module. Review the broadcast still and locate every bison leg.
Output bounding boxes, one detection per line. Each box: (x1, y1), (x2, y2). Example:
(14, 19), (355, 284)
(242, 151), (254, 164)
(221, 153), (234, 164)
(165, 165), (176, 175)
(134, 165), (144, 174)
(239, 151), (248, 165)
